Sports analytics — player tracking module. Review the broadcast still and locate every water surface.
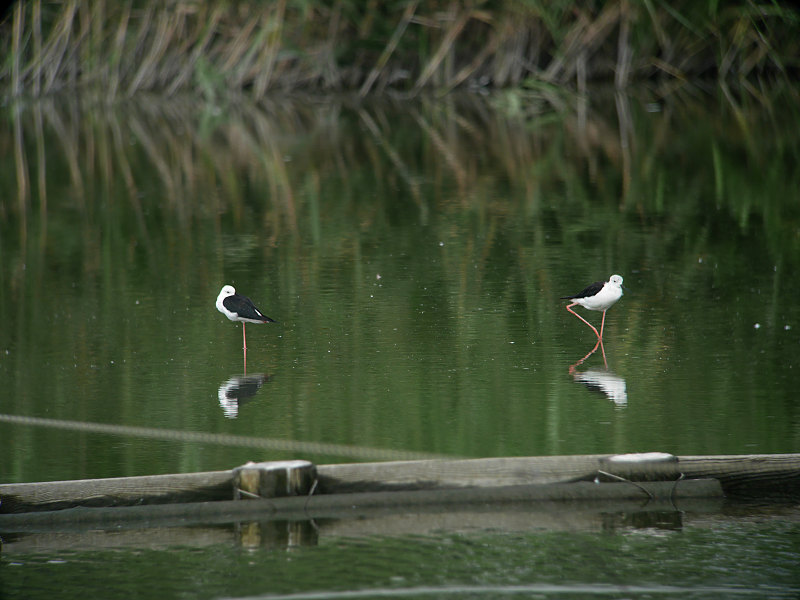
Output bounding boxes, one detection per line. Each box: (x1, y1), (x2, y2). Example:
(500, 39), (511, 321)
(1, 86), (799, 598)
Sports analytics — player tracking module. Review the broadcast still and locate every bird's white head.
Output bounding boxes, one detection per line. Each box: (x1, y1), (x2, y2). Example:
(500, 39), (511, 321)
(216, 285), (237, 318)
(609, 275), (624, 289)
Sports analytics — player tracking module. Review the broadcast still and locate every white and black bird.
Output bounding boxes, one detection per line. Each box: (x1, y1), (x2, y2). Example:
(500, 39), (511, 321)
(561, 274), (624, 341)
(216, 285), (275, 350)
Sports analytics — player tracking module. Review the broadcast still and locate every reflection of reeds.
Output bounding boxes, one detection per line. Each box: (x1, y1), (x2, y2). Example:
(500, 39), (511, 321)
(2, 1), (796, 99)
(5, 86), (797, 261)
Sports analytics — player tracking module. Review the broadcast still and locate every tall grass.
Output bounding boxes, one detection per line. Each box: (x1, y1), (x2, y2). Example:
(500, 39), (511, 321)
(1, 0), (797, 99)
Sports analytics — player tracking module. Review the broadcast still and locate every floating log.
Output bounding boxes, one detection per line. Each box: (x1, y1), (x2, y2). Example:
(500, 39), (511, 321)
(1, 453), (798, 516)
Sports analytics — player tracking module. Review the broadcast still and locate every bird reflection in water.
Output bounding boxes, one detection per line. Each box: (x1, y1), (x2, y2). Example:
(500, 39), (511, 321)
(568, 340), (627, 406)
(218, 374), (271, 418)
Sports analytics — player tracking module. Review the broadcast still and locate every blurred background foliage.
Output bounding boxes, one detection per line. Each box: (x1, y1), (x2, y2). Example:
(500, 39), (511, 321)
(1, 0), (797, 99)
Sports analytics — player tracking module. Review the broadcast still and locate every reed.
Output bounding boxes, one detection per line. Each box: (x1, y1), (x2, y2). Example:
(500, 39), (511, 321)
(1, 0), (796, 99)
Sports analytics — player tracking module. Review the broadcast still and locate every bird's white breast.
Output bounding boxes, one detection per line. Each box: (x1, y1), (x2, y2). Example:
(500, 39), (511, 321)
(575, 282), (623, 311)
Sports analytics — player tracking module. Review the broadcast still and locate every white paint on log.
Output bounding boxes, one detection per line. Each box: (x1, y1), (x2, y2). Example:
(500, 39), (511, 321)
(605, 453), (677, 464)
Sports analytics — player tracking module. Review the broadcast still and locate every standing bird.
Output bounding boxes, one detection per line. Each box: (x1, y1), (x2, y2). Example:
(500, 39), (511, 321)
(561, 275), (624, 341)
(216, 285), (275, 350)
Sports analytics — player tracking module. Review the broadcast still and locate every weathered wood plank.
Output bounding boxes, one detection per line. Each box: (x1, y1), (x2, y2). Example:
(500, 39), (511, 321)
(315, 454), (612, 493)
(316, 453), (800, 495)
(0, 470), (233, 513)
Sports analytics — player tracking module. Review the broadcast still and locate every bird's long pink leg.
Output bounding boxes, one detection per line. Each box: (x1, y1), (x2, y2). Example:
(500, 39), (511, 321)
(599, 310), (607, 339)
(566, 303), (601, 340)
(242, 323), (248, 373)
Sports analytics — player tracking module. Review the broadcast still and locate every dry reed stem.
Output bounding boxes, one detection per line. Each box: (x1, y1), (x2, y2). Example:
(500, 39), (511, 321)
(220, 17), (259, 79)
(43, 1), (78, 93)
(124, 2), (155, 93)
(544, 3), (621, 84)
(615, 0), (632, 89)
(109, 2), (132, 97)
(413, 8), (473, 93)
(322, 1), (343, 89)
(78, 0), (93, 85)
(360, 0), (419, 97)
(127, 8), (177, 94)
(253, 0), (286, 99)
(32, 0), (43, 96)
(441, 26), (500, 94)
(167, 5), (221, 95)
(11, 2), (24, 98)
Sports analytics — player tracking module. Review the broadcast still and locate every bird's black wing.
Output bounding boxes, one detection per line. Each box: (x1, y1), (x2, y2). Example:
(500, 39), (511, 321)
(223, 294), (276, 322)
(560, 280), (605, 300)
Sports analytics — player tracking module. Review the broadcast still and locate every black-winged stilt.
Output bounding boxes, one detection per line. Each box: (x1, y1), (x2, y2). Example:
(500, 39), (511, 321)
(216, 285), (275, 350)
(561, 274), (624, 341)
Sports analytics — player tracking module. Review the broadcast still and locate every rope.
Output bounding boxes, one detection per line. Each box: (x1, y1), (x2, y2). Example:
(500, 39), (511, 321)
(0, 413), (450, 463)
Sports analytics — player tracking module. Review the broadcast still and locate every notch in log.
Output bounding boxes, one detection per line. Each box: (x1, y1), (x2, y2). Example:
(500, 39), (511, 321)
(232, 460), (316, 500)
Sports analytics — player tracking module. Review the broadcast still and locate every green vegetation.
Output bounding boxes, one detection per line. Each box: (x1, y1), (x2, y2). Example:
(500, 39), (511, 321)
(2, 0), (798, 99)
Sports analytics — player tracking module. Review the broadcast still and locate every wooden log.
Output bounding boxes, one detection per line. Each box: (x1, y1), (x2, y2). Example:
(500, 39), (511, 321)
(316, 453), (800, 496)
(314, 454), (611, 493)
(1, 453), (798, 515)
(232, 460), (316, 499)
(678, 454), (800, 496)
(0, 470), (233, 514)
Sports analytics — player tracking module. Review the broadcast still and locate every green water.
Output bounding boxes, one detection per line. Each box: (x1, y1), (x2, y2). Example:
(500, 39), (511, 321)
(1, 87), (799, 597)
(3, 510), (800, 599)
